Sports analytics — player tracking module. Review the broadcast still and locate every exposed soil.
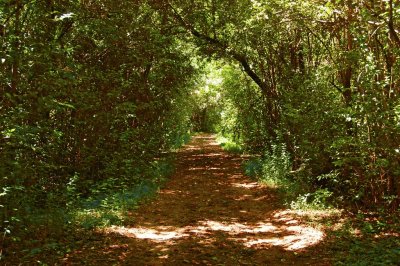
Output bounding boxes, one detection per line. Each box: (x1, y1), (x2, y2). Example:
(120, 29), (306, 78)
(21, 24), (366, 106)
(62, 134), (333, 265)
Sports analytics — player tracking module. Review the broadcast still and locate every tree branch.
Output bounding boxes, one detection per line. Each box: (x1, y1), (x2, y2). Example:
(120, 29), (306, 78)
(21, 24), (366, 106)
(229, 52), (266, 90)
(388, 0), (400, 47)
(166, 2), (267, 92)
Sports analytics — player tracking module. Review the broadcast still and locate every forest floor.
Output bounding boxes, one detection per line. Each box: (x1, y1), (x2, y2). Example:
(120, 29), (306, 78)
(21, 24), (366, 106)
(60, 134), (336, 265)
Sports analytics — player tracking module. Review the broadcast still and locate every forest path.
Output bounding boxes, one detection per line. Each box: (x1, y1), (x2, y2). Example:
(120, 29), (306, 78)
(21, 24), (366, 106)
(64, 134), (332, 265)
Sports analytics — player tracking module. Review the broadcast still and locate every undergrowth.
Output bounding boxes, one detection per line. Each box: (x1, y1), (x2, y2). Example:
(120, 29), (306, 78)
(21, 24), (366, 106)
(171, 131), (192, 150)
(1, 129), (194, 264)
(243, 141), (337, 211)
(1, 158), (177, 263)
(243, 142), (400, 265)
(216, 135), (243, 154)
(331, 211), (400, 266)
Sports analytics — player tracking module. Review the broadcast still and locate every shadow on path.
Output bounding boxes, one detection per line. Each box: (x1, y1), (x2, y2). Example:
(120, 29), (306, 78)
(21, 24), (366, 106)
(63, 134), (332, 265)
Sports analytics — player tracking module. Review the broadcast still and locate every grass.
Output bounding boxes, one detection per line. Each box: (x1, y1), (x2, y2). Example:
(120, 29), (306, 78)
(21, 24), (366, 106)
(72, 179), (161, 229)
(67, 159), (174, 230)
(216, 135), (243, 153)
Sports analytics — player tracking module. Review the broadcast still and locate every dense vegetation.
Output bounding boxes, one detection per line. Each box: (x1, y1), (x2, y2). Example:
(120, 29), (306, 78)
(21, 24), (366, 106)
(1, 0), (399, 262)
(1, 0), (197, 258)
(167, 0), (400, 210)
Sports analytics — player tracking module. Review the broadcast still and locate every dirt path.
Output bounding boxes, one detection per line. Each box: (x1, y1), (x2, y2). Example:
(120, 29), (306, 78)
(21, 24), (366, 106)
(63, 134), (332, 265)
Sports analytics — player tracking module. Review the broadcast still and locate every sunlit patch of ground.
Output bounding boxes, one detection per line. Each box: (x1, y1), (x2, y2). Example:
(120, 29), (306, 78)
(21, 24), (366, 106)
(275, 209), (342, 220)
(232, 182), (259, 189)
(108, 226), (189, 242)
(203, 153), (224, 157)
(274, 209), (345, 231)
(159, 189), (179, 195)
(107, 215), (325, 251)
(242, 225), (324, 251)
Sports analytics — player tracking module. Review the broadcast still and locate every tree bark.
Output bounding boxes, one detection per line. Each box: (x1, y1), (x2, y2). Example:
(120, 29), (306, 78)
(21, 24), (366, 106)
(388, 0), (400, 47)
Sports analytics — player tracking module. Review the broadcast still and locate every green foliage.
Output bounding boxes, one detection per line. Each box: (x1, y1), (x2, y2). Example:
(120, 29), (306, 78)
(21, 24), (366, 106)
(1, 0), (400, 262)
(259, 143), (292, 187)
(336, 240), (400, 266)
(72, 179), (160, 229)
(333, 217), (400, 266)
(216, 135), (243, 154)
(172, 0), (400, 211)
(0, 1), (197, 261)
(1, 157), (174, 262)
(218, 66), (269, 153)
(244, 158), (263, 178)
(67, 158), (173, 229)
(291, 189), (333, 210)
(243, 142), (293, 187)
(244, 143), (334, 210)
(244, 143), (302, 203)
(190, 62), (224, 133)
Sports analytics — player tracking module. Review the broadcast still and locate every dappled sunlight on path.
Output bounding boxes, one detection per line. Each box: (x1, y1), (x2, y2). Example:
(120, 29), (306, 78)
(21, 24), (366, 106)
(63, 134), (332, 265)
(108, 215), (324, 251)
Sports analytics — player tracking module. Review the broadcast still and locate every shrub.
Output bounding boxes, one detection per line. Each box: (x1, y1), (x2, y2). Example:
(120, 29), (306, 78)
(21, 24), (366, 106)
(259, 143), (292, 187)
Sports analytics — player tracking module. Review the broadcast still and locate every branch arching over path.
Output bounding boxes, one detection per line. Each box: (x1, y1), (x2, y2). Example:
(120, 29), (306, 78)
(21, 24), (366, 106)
(165, 2), (268, 94)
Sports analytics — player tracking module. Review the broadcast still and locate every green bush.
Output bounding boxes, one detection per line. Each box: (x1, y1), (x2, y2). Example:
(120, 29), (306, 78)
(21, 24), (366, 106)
(244, 158), (263, 178)
(259, 143), (292, 187)
(216, 135), (243, 153)
(291, 188), (333, 210)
